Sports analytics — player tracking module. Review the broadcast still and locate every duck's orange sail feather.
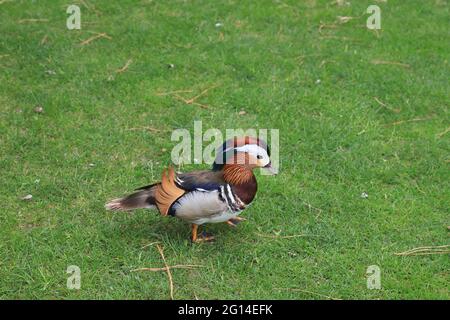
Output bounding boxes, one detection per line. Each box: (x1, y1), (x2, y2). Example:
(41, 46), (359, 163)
(155, 167), (185, 216)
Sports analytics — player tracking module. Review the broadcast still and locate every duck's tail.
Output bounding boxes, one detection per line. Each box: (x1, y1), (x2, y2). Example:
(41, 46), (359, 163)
(105, 183), (158, 211)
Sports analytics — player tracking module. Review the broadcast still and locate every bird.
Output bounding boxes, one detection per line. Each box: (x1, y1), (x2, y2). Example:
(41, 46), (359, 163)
(105, 136), (276, 243)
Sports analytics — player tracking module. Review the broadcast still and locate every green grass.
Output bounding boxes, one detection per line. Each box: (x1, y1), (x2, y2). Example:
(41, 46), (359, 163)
(0, 0), (449, 299)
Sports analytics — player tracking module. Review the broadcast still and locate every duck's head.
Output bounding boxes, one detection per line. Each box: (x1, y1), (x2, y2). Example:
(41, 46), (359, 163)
(212, 136), (276, 174)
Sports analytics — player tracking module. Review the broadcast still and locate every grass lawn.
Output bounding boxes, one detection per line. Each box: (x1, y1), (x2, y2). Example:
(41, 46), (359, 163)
(0, 0), (449, 299)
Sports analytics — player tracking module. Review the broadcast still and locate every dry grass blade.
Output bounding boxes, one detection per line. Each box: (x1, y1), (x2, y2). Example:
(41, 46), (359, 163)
(374, 97), (401, 113)
(318, 21), (338, 34)
(18, 18), (49, 23)
(331, 0), (348, 6)
(140, 241), (160, 249)
(385, 116), (434, 127)
(190, 101), (209, 109)
(40, 35), (48, 45)
(156, 90), (193, 96)
(256, 233), (312, 239)
(174, 94), (209, 108)
(301, 200), (324, 218)
(320, 35), (356, 41)
(159, 84), (219, 109)
(133, 242), (204, 299)
(156, 244), (174, 300)
(131, 264), (204, 272)
(185, 84), (219, 104)
(319, 60), (335, 68)
(436, 127), (450, 138)
(371, 59), (410, 68)
(80, 32), (112, 45)
(116, 59), (133, 73)
(126, 126), (164, 133)
(276, 287), (342, 300)
(394, 244), (450, 256)
(80, 0), (102, 16)
(395, 251), (450, 256)
(337, 16), (355, 24)
(395, 244), (450, 252)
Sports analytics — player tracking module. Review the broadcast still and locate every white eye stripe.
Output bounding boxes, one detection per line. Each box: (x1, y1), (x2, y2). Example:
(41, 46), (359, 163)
(234, 144), (268, 158)
(218, 143), (270, 166)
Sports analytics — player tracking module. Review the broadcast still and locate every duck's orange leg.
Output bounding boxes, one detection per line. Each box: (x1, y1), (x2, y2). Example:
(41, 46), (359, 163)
(191, 224), (199, 242)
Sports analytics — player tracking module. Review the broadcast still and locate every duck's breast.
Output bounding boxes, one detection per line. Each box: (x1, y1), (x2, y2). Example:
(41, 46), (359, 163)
(172, 190), (229, 224)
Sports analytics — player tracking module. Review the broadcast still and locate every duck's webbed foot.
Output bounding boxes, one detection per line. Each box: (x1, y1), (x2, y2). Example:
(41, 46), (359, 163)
(191, 224), (215, 243)
(226, 216), (246, 227)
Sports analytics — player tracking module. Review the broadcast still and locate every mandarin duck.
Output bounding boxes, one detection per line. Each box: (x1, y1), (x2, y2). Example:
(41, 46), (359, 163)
(105, 136), (276, 242)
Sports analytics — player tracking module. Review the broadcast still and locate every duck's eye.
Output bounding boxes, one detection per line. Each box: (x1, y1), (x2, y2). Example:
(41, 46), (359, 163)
(257, 155), (263, 159)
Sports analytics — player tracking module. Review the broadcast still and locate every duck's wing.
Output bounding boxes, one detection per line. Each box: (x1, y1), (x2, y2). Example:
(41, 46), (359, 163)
(175, 170), (226, 191)
(170, 170), (244, 222)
